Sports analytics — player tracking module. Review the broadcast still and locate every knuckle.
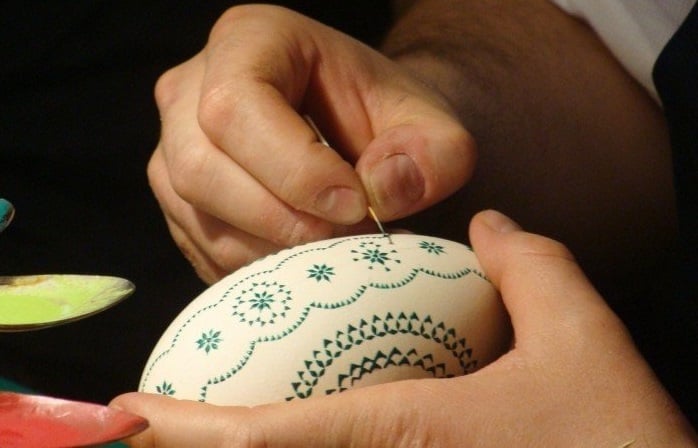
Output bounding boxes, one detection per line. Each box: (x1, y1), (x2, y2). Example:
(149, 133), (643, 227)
(146, 151), (164, 191)
(218, 411), (270, 448)
(209, 6), (252, 40)
(211, 4), (282, 40)
(453, 125), (477, 164)
(278, 218), (310, 247)
(154, 67), (182, 111)
(276, 162), (310, 206)
(197, 81), (239, 137)
(209, 240), (256, 273)
(166, 145), (211, 201)
(513, 230), (576, 265)
(276, 153), (353, 213)
(360, 381), (443, 447)
(532, 236), (576, 262)
(273, 213), (331, 248)
(442, 124), (477, 186)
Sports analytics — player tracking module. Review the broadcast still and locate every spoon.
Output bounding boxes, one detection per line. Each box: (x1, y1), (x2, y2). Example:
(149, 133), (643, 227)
(0, 198), (14, 233)
(0, 199), (135, 331)
(0, 274), (135, 332)
(0, 391), (148, 447)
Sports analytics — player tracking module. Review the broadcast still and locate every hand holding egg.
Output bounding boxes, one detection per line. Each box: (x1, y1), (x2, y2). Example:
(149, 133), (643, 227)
(140, 233), (510, 405)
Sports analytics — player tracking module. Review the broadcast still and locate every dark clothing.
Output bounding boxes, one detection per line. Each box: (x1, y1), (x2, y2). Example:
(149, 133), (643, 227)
(651, 2), (698, 424)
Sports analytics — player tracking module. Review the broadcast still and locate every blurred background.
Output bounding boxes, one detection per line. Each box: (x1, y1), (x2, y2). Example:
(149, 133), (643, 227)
(0, 0), (391, 403)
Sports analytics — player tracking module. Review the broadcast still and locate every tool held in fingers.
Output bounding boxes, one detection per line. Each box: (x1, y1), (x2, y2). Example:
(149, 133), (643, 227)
(303, 115), (390, 239)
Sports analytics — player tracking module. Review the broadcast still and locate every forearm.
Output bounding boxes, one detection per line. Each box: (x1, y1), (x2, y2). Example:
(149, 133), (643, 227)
(382, 0), (677, 283)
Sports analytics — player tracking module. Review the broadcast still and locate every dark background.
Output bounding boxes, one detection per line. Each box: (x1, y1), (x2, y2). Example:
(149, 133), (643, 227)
(0, 1), (390, 403)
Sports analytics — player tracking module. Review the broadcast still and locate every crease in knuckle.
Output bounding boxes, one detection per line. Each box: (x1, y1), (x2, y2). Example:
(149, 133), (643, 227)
(168, 145), (215, 204)
(154, 67), (182, 111)
(517, 233), (577, 265)
(275, 215), (317, 247)
(197, 80), (241, 139)
(276, 160), (317, 211)
(207, 237), (260, 274)
(218, 411), (270, 448)
(356, 382), (441, 447)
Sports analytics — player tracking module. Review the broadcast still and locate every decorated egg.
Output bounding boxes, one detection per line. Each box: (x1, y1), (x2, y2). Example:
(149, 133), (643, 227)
(140, 234), (511, 405)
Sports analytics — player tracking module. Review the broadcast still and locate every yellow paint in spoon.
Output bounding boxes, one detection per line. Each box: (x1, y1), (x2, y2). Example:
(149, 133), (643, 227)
(0, 274), (134, 331)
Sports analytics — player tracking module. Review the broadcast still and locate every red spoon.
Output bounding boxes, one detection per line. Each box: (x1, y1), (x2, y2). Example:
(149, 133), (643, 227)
(0, 392), (148, 447)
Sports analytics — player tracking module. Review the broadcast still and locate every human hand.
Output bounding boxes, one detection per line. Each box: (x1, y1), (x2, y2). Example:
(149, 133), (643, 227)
(112, 210), (696, 447)
(148, 4), (475, 283)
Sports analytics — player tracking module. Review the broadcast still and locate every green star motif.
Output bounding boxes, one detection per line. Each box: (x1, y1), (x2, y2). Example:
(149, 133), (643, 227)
(232, 281), (293, 326)
(196, 329), (223, 354)
(156, 381), (176, 396)
(307, 263), (335, 282)
(419, 240), (446, 255)
(351, 241), (400, 271)
(250, 290), (275, 311)
(364, 248), (389, 264)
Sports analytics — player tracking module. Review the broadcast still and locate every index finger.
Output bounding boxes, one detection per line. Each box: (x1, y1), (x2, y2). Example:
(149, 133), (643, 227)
(197, 6), (369, 224)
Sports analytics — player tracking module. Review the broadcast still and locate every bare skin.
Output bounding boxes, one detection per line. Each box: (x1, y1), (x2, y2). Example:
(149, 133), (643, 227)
(129, 3), (694, 445)
(112, 210), (696, 447)
(147, 2), (676, 285)
(147, 5), (474, 283)
(383, 0), (677, 283)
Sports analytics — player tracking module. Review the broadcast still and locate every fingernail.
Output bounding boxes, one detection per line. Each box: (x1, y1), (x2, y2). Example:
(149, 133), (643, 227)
(369, 154), (424, 219)
(480, 209), (521, 233)
(315, 186), (366, 224)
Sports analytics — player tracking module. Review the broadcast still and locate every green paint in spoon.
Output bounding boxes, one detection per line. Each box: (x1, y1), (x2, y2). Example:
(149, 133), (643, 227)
(0, 274), (135, 331)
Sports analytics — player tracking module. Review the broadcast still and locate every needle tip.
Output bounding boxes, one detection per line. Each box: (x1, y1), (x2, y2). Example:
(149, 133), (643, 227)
(367, 206), (390, 239)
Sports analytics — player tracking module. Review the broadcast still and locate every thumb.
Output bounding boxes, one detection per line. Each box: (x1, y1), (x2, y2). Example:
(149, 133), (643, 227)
(356, 113), (475, 221)
(111, 392), (302, 448)
(111, 383), (420, 448)
(468, 209), (618, 341)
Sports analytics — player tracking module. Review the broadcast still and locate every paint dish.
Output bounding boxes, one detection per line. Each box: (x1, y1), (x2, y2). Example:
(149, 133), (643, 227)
(0, 392), (148, 448)
(141, 234), (511, 406)
(0, 275), (135, 331)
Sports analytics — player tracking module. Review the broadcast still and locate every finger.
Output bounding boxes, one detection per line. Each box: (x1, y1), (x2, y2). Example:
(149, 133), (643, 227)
(148, 148), (282, 281)
(468, 210), (619, 340)
(201, 5), (475, 225)
(356, 95), (476, 221)
(112, 380), (447, 448)
(112, 393), (240, 448)
(197, 6), (368, 224)
(154, 60), (334, 247)
(162, 217), (227, 284)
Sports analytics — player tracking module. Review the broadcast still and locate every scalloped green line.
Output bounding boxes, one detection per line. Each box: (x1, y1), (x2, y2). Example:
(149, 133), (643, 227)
(142, 236), (488, 395)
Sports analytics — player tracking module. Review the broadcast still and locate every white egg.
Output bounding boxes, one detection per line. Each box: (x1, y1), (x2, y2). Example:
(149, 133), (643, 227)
(140, 234), (511, 405)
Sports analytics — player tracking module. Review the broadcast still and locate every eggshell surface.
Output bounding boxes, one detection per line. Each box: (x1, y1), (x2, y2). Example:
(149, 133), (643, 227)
(140, 234), (510, 405)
